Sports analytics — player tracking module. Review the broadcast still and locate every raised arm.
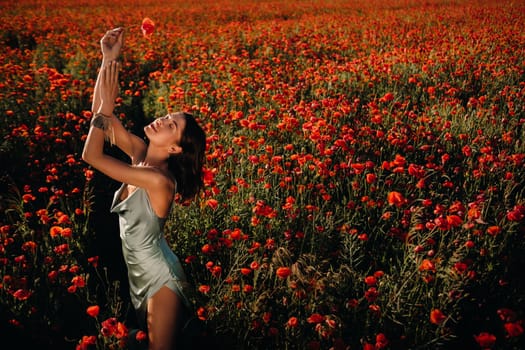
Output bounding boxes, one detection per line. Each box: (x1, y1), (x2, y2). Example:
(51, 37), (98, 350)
(91, 28), (146, 163)
(83, 61), (170, 193)
(92, 28), (123, 114)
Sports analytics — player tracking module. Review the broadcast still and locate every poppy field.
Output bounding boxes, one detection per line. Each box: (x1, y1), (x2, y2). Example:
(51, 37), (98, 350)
(1, 0), (524, 349)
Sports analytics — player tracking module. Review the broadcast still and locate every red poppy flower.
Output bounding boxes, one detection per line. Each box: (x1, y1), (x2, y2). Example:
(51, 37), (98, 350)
(366, 173), (377, 184)
(61, 227), (73, 238)
(430, 309), (446, 325)
(474, 332), (496, 348)
(86, 305), (100, 318)
(12, 289), (31, 300)
(364, 276), (377, 286)
(240, 267), (252, 275)
(286, 316), (299, 328)
(135, 330), (147, 342)
(504, 322), (524, 337)
(71, 275), (86, 288)
(197, 307), (207, 321)
(141, 17), (155, 38)
(78, 335), (97, 348)
(206, 199), (219, 210)
(363, 343), (375, 350)
(375, 333), (389, 348)
(307, 313), (325, 324)
(276, 267), (292, 279)
(419, 259), (436, 272)
(114, 321), (128, 339)
(198, 285), (210, 294)
(486, 226), (501, 236)
(88, 256), (99, 268)
(507, 205), (525, 222)
(49, 226), (62, 238)
(365, 287), (379, 302)
(379, 92), (394, 103)
(387, 191), (407, 207)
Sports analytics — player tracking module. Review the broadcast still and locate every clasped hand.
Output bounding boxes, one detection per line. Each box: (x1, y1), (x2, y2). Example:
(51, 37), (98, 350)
(101, 28), (124, 60)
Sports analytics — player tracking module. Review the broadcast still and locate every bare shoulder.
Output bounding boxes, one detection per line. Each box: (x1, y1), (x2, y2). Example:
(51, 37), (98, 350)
(143, 170), (176, 218)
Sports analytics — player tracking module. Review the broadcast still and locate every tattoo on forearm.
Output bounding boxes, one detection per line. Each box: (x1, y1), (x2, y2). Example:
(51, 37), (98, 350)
(91, 113), (116, 145)
(91, 114), (109, 130)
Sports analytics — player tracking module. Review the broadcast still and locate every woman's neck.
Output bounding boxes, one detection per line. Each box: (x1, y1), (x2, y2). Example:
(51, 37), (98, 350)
(142, 145), (169, 171)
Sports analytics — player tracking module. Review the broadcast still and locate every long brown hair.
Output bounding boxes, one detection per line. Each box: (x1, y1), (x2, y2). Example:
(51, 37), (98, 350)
(167, 112), (206, 201)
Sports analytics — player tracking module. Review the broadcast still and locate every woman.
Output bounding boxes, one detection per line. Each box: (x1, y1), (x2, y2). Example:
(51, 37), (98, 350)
(82, 28), (206, 349)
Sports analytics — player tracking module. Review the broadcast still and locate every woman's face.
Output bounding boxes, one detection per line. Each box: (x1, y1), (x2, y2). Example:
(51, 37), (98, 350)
(144, 112), (186, 153)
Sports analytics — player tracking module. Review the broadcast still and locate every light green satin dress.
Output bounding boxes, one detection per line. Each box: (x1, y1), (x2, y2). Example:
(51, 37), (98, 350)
(110, 184), (189, 326)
